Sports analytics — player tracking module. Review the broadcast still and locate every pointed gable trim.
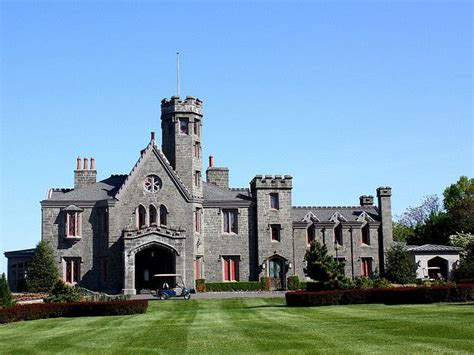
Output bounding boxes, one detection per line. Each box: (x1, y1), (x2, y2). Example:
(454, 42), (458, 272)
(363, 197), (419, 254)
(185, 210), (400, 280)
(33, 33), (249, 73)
(301, 212), (320, 223)
(356, 211), (375, 222)
(329, 211), (347, 222)
(114, 142), (193, 203)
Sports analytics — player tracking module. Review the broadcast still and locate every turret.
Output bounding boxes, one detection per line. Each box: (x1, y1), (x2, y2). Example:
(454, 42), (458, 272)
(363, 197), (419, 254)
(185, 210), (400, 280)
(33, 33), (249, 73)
(161, 96), (203, 197)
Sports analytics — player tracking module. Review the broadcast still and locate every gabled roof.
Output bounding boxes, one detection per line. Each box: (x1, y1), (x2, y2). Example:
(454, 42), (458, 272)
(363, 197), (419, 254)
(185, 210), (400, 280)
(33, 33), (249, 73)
(407, 244), (463, 253)
(114, 141), (193, 202)
(292, 206), (380, 222)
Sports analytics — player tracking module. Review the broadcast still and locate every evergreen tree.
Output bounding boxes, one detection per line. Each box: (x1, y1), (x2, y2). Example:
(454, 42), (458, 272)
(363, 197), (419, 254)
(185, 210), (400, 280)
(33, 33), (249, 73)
(384, 244), (416, 284)
(304, 241), (345, 286)
(26, 240), (59, 292)
(0, 272), (14, 308)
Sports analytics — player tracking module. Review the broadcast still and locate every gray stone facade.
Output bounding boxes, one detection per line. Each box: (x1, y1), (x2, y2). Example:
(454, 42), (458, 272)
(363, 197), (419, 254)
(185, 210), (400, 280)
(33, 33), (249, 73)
(5, 95), (393, 293)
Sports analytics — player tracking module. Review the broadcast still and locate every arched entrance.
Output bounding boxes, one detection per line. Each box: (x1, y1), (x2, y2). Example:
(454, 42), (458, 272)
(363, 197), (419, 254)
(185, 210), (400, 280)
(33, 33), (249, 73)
(268, 256), (285, 290)
(135, 244), (176, 292)
(427, 257), (448, 280)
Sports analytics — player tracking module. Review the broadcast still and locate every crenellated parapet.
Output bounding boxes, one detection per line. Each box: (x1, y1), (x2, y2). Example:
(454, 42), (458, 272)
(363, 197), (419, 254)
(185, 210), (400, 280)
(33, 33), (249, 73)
(250, 175), (293, 190)
(161, 96), (203, 116)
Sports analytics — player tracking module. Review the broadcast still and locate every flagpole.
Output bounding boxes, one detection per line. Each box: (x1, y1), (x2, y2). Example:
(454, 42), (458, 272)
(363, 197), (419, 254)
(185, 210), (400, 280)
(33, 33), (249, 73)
(176, 52), (180, 98)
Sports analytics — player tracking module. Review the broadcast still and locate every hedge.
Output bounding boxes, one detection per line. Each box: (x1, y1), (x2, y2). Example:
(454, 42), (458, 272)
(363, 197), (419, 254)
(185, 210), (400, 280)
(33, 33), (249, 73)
(205, 282), (262, 292)
(0, 300), (148, 324)
(286, 284), (474, 307)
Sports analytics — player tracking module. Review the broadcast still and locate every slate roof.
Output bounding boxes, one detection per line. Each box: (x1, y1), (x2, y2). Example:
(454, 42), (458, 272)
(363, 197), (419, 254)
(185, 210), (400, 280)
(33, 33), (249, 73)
(203, 182), (252, 202)
(4, 248), (36, 258)
(292, 206), (380, 222)
(407, 244), (463, 253)
(45, 175), (127, 202)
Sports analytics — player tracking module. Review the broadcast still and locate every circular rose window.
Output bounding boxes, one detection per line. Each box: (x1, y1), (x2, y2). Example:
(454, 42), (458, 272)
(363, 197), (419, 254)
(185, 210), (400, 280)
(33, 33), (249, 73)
(144, 175), (162, 193)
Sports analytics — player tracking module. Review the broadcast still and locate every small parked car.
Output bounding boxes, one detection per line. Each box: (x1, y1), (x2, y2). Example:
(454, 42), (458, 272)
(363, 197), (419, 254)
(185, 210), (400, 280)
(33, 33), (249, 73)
(154, 273), (191, 300)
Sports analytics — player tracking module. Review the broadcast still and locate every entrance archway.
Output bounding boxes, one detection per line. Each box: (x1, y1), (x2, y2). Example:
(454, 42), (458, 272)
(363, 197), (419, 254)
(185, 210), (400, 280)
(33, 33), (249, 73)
(268, 256), (285, 290)
(135, 244), (176, 292)
(427, 257), (448, 280)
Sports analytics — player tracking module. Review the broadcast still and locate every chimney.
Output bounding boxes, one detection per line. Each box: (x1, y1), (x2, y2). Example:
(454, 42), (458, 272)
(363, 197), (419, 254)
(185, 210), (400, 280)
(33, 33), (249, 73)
(74, 156), (97, 189)
(377, 186), (393, 274)
(359, 195), (374, 207)
(206, 155), (229, 189)
(151, 131), (155, 141)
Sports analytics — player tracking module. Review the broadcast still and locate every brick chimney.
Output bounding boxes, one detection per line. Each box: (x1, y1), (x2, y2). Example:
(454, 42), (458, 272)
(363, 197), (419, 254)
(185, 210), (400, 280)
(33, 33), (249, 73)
(206, 155), (229, 189)
(74, 156), (97, 189)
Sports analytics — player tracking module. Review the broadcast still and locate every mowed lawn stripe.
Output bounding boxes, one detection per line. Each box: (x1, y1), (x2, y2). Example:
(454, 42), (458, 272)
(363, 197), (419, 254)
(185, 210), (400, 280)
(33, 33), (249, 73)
(0, 300), (473, 354)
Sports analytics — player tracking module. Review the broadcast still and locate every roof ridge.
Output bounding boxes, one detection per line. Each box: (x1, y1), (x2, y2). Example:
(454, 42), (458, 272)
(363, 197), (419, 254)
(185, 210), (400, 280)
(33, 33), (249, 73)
(292, 205), (370, 209)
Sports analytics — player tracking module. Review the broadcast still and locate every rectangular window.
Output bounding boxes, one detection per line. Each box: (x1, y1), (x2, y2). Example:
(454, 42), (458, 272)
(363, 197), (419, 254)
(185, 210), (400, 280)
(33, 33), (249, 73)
(361, 257), (373, 277)
(194, 120), (200, 136)
(179, 118), (189, 134)
(66, 212), (81, 238)
(64, 258), (80, 285)
(307, 226), (315, 246)
(334, 225), (343, 245)
(362, 225), (370, 245)
(271, 224), (281, 242)
(223, 256), (239, 281)
(223, 209), (238, 233)
(194, 142), (201, 158)
(195, 170), (201, 187)
(195, 208), (202, 233)
(270, 193), (279, 210)
(99, 208), (108, 236)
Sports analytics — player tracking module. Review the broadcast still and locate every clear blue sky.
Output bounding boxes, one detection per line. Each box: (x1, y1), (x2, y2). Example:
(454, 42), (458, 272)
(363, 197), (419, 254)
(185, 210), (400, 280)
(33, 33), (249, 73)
(1, 1), (472, 273)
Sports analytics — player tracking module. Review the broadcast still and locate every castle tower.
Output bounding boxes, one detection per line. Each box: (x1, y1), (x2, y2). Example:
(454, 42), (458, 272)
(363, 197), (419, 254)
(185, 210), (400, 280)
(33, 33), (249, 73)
(161, 96), (203, 197)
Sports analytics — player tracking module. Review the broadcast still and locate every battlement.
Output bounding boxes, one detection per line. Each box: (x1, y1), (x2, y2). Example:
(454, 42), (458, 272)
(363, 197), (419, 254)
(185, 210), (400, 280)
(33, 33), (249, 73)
(161, 96), (203, 115)
(250, 174), (293, 189)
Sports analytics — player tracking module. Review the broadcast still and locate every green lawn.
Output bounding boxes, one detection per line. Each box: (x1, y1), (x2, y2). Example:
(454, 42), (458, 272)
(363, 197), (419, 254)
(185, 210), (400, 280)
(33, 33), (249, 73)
(0, 299), (473, 354)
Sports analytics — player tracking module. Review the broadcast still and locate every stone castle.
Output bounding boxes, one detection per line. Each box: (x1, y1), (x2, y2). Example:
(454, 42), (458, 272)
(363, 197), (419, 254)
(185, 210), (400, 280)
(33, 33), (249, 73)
(5, 95), (393, 294)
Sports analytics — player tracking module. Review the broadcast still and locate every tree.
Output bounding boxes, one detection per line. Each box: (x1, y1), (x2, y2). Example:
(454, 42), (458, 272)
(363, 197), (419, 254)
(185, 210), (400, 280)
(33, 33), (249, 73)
(443, 176), (474, 212)
(384, 244), (416, 284)
(0, 273), (14, 308)
(26, 240), (59, 292)
(304, 241), (346, 288)
(397, 195), (441, 228)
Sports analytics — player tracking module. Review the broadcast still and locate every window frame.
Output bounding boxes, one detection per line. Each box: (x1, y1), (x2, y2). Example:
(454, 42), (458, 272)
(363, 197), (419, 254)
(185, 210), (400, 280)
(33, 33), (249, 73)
(223, 256), (239, 282)
(179, 118), (189, 135)
(66, 212), (82, 238)
(307, 225), (315, 246)
(195, 208), (202, 233)
(361, 257), (373, 277)
(222, 209), (238, 234)
(334, 224), (343, 246)
(271, 224), (281, 242)
(270, 193), (280, 210)
(361, 224), (370, 245)
(64, 258), (81, 285)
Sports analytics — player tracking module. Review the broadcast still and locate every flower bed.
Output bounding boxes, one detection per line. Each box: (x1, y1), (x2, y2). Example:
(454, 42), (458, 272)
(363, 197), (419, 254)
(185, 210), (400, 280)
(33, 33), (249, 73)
(0, 300), (148, 324)
(286, 284), (474, 307)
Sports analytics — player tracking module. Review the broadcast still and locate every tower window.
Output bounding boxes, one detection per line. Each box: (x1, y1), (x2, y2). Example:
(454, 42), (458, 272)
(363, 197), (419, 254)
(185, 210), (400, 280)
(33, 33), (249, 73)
(271, 224), (281, 242)
(194, 142), (201, 158)
(270, 193), (279, 210)
(180, 118), (189, 134)
(194, 119), (200, 136)
(195, 170), (201, 187)
(195, 208), (202, 233)
(223, 209), (238, 234)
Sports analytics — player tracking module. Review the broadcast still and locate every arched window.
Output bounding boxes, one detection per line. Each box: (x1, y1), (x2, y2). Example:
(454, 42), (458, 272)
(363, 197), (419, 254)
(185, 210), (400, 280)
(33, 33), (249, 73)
(149, 205), (157, 226)
(160, 205), (168, 226)
(137, 205), (146, 229)
(307, 225), (315, 246)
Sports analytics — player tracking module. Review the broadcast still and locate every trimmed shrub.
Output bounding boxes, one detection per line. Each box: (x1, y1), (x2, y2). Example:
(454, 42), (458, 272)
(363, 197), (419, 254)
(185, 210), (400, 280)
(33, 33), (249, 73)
(286, 284), (474, 307)
(196, 279), (206, 293)
(205, 282), (262, 292)
(0, 300), (149, 324)
(0, 273), (14, 308)
(287, 276), (300, 290)
(44, 280), (81, 303)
